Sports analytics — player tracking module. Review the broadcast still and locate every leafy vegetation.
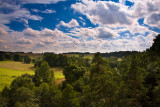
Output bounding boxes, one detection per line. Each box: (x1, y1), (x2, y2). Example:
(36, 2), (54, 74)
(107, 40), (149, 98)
(0, 34), (160, 106)
(0, 61), (64, 91)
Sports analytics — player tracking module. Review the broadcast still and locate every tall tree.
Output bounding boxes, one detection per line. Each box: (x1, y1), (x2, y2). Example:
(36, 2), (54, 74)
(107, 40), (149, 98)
(121, 55), (147, 107)
(63, 65), (86, 84)
(61, 84), (80, 107)
(149, 34), (160, 52)
(89, 53), (118, 106)
(33, 62), (55, 86)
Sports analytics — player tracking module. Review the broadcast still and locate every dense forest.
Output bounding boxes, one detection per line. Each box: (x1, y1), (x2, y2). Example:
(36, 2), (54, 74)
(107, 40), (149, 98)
(0, 34), (160, 107)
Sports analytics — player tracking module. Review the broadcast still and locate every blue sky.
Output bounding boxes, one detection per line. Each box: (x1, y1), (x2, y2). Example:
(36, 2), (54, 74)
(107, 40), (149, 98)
(0, 0), (160, 53)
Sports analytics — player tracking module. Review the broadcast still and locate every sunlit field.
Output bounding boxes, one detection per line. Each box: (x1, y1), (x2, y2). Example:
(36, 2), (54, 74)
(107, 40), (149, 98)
(0, 61), (64, 91)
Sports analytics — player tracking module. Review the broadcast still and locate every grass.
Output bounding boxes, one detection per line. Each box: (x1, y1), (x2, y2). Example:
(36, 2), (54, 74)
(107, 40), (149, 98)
(0, 61), (64, 91)
(51, 67), (64, 80)
(117, 58), (122, 62)
(83, 54), (94, 60)
(0, 67), (34, 91)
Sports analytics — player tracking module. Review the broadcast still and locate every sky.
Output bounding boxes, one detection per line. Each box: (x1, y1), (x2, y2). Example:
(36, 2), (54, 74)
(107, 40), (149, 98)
(0, 0), (160, 53)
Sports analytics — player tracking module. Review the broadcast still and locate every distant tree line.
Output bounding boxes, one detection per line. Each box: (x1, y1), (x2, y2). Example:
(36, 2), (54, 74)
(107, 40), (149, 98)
(0, 52), (32, 64)
(34, 53), (91, 68)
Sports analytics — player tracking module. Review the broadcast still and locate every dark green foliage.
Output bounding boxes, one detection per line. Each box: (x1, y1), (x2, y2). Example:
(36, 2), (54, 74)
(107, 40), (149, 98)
(10, 74), (34, 91)
(34, 59), (44, 68)
(13, 87), (38, 107)
(5, 53), (13, 60)
(0, 54), (5, 61)
(61, 84), (80, 107)
(1, 85), (10, 98)
(32, 59), (36, 63)
(63, 65), (87, 84)
(149, 34), (160, 52)
(24, 55), (31, 64)
(1, 74), (35, 106)
(13, 54), (21, 61)
(72, 78), (85, 92)
(0, 95), (8, 107)
(34, 83), (62, 107)
(119, 55), (147, 107)
(89, 53), (119, 106)
(44, 53), (68, 67)
(33, 61), (55, 86)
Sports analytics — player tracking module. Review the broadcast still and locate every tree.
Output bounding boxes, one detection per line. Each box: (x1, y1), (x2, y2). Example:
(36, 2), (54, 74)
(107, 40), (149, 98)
(14, 87), (38, 107)
(120, 54), (147, 107)
(13, 54), (20, 61)
(149, 34), (160, 52)
(34, 59), (44, 68)
(63, 65), (87, 84)
(61, 84), (80, 107)
(34, 83), (62, 107)
(1, 85), (10, 98)
(43, 53), (68, 67)
(89, 53), (119, 106)
(24, 55), (31, 64)
(10, 74), (33, 91)
(0, 95), (8, 107)
(33, 61), (54, 86)
(0, 54), (5, 61)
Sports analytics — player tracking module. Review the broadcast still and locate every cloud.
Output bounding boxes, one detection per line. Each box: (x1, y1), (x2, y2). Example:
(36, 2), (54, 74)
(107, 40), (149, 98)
(58, 19), (79, 28)
(36, 42), (45, 47)
(71, 1), (132, 27)
(97, 27), (119, 39)
(40, 37), (57, 45)
(16, 38), (32, 44)
(0, 28), (8, 36)
(23, 28), (73, 42)
(20, 0), (66, 4)
(131, 0), (160, 18)
(41, 28), (72, 40)
(32, 9), (56, 14)
(0, 2), (43, 25)
(68, 27), (97, 38)
(144, 12), (160, 28)
(42, 9), (56, 13)
(68, 27), (119, 39)
(0, 40), (5, 43)
(23, 28), (40, 37)
(1, 0), (159, 53)
(71, 0), (160, 36)
(41, 28), (58, 37)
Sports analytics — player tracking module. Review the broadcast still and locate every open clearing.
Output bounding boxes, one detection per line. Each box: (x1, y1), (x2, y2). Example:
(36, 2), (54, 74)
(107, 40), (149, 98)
(0, 61), (64, 91)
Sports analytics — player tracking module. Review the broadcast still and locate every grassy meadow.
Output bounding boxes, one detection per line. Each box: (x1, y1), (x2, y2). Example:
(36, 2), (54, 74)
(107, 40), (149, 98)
(0, 61), (64, 91)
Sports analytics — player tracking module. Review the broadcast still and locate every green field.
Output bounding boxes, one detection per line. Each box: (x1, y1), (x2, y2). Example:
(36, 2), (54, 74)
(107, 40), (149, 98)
(0, 61), (64, 91)
(117, 58), (122, 61)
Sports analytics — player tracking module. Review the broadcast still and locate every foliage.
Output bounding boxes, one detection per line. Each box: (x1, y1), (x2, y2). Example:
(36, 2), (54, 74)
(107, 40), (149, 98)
(13, 54), (21, 62)
(13, 87), (38, 107)
(34, 83), (62, 107)
(0, 54), (5, 61)
(148, 34), (160, 52)
(89, 53), (119, 106)
(33, 61), (55, 86)
(61, 84), (80, 107)
(0, 34), (160, 107)
(44, 53), (68, 67)
(34, 59), (44, 68)
(24, 55), (31, 64)
(63, 65), (87, 84)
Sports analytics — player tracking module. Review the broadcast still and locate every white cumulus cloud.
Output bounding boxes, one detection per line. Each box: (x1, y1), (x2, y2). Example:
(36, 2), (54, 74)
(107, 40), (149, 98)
(16, 38), (32, 44)
(58, 19), (79, 28)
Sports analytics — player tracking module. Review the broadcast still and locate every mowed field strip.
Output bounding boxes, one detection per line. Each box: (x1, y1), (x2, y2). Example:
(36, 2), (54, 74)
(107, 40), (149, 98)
(0, 61), (64, 91)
